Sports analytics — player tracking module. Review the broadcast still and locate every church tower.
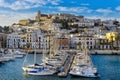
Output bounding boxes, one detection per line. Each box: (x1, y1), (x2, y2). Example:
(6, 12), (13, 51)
(35, 10), (41, 22)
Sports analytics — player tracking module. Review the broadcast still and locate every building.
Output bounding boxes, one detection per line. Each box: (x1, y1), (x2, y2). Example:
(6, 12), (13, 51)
(71, 35), (96, 50)
(7, 33), (21, 49)
(7, 28), (46, 49)
(0, 33), (7, 48)
(35, 10), (41, 22)
(55, 38), (70, 50)
(73, 19), (95, 27)
(18, 19), (32, 26)
(95, 38), (112, 50)
(102, 20), (116, 27)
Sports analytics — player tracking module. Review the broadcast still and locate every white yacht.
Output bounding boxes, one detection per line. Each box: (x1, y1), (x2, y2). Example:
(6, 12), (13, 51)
(11, 49), (25, 58)
(69, 40), (99, 77)
(22, 41), (58, 75)
(14, 50), (26, 55)
(22, 55), (57, 75)
(3, 53), (15, 61)
(0, 49), (15, 61)
(25, 64), (57, 75)
(69, 65), (98, 77)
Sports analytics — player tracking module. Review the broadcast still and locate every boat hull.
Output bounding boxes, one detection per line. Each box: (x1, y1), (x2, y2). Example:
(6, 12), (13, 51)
(69, 72), (99, 77)
(27, 71), (56, 76)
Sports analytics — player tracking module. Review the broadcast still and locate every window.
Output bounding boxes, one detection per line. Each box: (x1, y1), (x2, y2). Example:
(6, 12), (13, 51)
(86, 38), (89, 40)
(90, 42), (92, 45)
(23, 39), (25, 42)
(87, 42), (89, 44)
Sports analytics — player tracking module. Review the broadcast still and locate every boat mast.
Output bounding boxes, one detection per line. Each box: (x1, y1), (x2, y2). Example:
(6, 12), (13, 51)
(53, 31), (57, 55)
(42, 34), (45, 65)
(49, 32), (52, 58)
(22, 50), (29, 67)
(34, 41), (37, 65)
(84, 36), (94, 66)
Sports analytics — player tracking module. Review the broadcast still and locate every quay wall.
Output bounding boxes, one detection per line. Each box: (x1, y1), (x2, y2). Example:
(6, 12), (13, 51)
(9, 49), (120, 55)
(90, 50), (120, 55)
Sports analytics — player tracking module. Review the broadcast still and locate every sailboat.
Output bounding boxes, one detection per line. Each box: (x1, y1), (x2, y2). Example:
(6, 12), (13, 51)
(69, 39), (99, 77)
(22, 39), (57, 75)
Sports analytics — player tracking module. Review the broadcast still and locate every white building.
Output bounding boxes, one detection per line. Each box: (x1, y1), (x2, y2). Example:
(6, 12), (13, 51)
(70, 34), (112, 50)
(7, 28), (46, 49)
(7, 33), (21, 49)
(103, 20), (116, 27)
(74, 18), (94, 27)
(70, 35), (96, 49)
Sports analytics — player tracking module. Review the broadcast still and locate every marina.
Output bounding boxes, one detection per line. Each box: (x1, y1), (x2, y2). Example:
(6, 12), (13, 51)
(0, 0), (120, 80)
(0, 54), (120, 80)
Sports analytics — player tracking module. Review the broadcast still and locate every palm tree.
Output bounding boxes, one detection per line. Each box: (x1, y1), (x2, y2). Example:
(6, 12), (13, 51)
(77, 42), (81, 50)
(74, 42), (77, 49)
(115, 33), (120, 50)
(106, 32), (116, 49)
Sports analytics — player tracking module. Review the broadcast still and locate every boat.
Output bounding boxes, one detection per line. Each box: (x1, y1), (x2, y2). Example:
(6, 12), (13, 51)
(14, 50), (26, 55)
(22, 40), (57, 75)
(8, 49), (24, 58)
(69, 39), (99, 77)
(69, 65), (99, 77)
(26, 64), (57, 75)
(0, 49), (15, 62)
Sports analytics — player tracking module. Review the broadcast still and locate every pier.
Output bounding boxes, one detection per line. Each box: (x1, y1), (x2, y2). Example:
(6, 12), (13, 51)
(58, 52), (75, 77)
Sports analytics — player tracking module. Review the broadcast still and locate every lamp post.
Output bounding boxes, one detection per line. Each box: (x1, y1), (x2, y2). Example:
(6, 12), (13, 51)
(70, 34), (73, 49)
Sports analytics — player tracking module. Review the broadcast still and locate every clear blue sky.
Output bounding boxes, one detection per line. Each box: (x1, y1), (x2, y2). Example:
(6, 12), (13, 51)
(0, 0), (120, 26)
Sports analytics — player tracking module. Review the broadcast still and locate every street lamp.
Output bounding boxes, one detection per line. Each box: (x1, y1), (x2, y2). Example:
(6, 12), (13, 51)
(70, 34), (73, 49)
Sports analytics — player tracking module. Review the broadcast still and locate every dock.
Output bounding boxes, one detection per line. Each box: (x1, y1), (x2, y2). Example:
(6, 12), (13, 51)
(58, 52), (75, 77)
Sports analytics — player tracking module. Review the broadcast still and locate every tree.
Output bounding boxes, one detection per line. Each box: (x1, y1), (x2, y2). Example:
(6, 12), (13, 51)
(106, 32), (116, 49)
(3, 26), (10, 33)
(53, 18), (70, 30)
(74, 42), (77, 49)
(77, 42), (81, 50)
(26, 42), (31, 48)
(113, 20), (119, 26)
(115, 33), (120, 50)
(0, 26), (3, 32)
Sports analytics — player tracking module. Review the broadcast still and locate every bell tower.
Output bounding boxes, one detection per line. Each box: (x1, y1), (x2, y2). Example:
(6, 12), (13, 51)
(35, 10), (41, 22)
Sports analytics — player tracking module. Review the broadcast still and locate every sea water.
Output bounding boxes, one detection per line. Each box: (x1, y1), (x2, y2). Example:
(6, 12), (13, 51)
(0, 54), (120, 80)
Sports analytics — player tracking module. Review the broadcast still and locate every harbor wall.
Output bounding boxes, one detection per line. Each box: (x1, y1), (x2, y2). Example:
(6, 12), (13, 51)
(9, 48), (120, 55)
(90, 50), (120, 55)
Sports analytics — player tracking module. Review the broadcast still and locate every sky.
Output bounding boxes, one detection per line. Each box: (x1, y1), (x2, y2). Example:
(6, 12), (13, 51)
(0, 0), (120, 26)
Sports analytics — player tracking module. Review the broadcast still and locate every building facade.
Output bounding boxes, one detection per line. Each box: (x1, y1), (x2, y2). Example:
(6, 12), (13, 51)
(0, 33), (7, 48)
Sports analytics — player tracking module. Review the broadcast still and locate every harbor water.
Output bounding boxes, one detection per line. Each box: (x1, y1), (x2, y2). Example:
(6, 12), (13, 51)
(0, 54), (120, 80)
